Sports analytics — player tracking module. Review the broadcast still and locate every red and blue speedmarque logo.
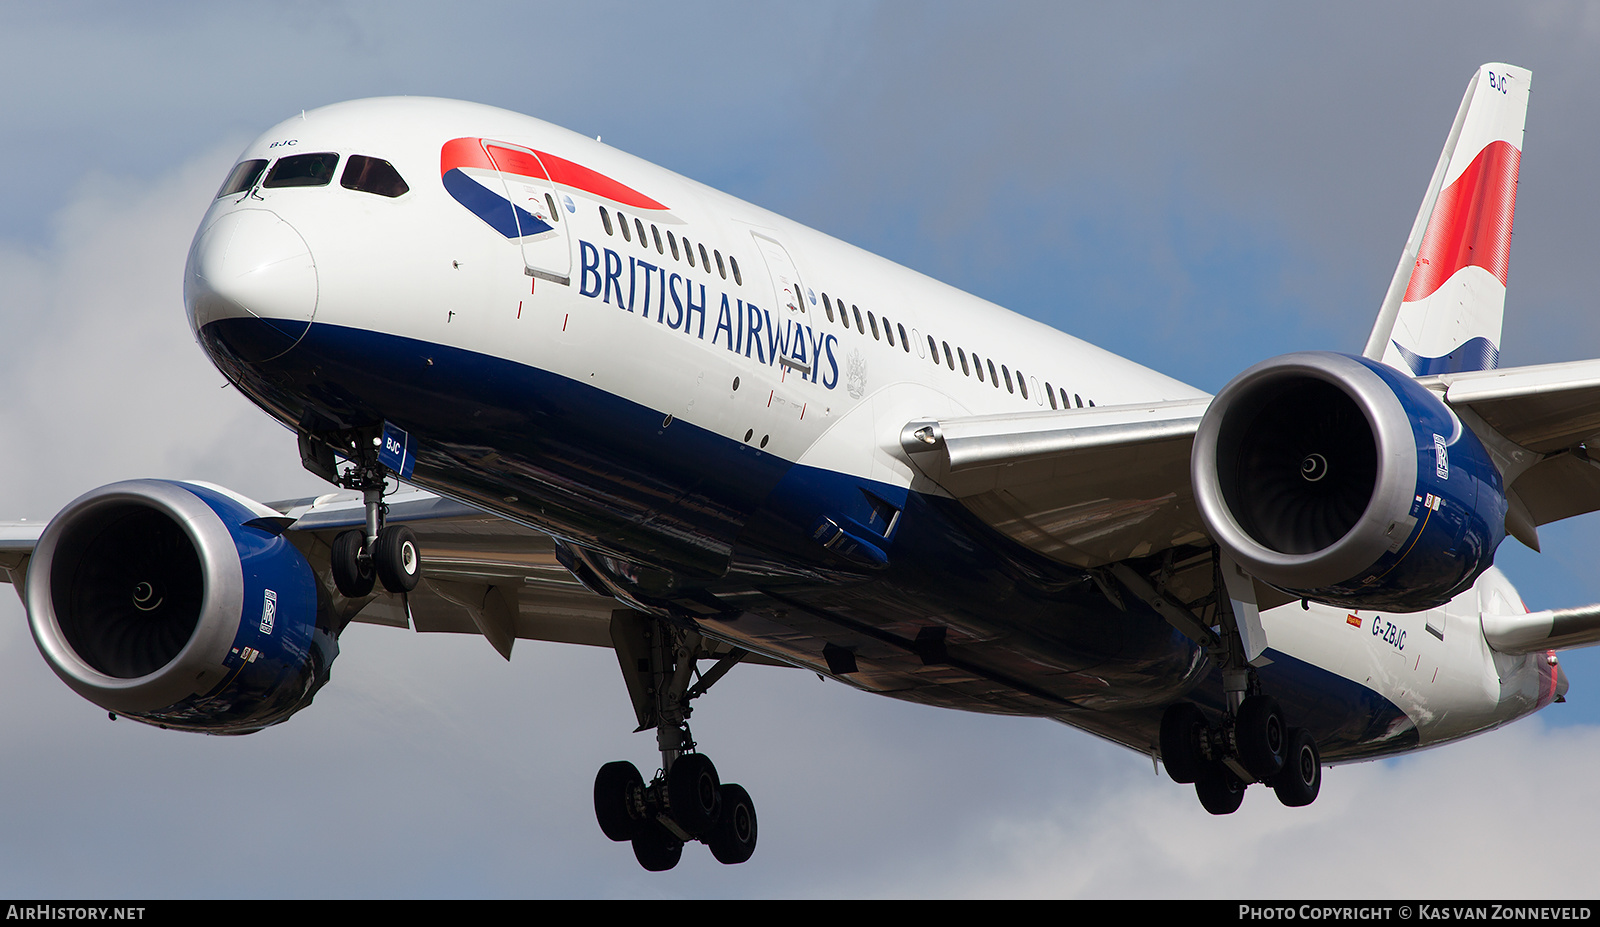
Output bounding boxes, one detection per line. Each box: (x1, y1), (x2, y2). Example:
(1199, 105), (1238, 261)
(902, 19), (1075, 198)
(440, 137), (668, 239)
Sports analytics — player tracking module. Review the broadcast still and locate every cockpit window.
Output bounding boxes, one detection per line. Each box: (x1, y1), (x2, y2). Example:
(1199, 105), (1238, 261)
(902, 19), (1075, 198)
(263, 152), (340, 188)
(341, 155), (410, 198)
(216, 159), (268, 198)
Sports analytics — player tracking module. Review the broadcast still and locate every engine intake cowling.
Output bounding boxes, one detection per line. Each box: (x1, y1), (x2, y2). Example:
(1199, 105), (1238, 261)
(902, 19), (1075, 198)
(26, 480), (332, 734)
(1192, 352), (1506, 612)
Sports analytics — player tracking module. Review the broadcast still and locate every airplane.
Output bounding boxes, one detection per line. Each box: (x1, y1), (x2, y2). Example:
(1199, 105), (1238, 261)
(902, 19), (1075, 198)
(5, 61), (1600, 872)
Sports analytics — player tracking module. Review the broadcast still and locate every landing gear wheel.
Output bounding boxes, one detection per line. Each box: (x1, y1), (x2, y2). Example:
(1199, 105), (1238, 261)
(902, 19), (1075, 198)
(594, 761), (646, 842)
(707, 783), (757, 865)
(1159, 702), (1207, 784)
(1195, 762), (1246, 815)
(373, 524), (421, 593)
(1236, 694), (1288, 781)
(667, 753), (721, 838)
(331, 529), (375, 598)
(632, 822), (684, 871)
(1272, 727), (1322, 807)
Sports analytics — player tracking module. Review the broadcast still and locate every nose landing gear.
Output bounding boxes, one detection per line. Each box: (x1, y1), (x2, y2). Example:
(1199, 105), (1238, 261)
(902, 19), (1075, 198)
(308, 431), (422, 599)
(592, 608), (758, 870)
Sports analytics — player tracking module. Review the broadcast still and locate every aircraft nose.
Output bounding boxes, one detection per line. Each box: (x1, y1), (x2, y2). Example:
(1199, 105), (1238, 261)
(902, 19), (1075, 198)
(184, 208), (318, 363)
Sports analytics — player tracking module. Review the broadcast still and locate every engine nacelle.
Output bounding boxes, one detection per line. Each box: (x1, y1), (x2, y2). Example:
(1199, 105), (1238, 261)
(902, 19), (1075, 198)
(26, 480), (333, 734)
(1192, 352), (1506, 612)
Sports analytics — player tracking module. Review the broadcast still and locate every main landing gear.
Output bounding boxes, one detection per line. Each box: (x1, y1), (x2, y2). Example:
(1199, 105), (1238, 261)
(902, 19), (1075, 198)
(1114, 552), (1323, 814)
(1159, 692), (1321, 814)
(592, 609), (758, 870)
(320, 437), (421, 598)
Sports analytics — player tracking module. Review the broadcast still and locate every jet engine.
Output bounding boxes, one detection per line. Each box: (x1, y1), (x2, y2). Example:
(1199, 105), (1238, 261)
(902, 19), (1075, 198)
(1191, 352), (1506, 612)
(26, 479), (334, 734)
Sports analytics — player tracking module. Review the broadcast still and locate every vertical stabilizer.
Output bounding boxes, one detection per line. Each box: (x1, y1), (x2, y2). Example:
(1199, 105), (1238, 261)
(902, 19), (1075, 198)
(1365, 63), (1530, 376)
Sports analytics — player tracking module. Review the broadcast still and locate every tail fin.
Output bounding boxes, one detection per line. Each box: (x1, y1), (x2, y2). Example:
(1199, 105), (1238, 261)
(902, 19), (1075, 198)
(1364, 63), (1531, 376)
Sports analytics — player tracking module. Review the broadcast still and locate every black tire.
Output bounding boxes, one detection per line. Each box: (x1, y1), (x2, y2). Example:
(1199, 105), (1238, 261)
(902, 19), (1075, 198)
(667, 753), (721, 838)
(1235, 694), (1288, 781)
(1272, 727), (1322, 808)
(1195, 762), (1246, 815)
(1159, 702), (1207, 784)
(632, 822), (683, 872)
(594, 761), (646, 842)
(331, 529), (375, 598)
(707, 783), (758, 865)
(373, 524), (421, 593)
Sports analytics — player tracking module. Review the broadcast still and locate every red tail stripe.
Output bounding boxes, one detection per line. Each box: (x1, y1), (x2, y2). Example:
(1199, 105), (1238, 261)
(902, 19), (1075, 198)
(439, 137), (667, 210)
(1403, 139), (1520, 302)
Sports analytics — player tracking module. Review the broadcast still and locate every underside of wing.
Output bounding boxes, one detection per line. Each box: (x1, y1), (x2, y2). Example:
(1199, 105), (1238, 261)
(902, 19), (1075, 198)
(283, 489), (776, 664)
(900, 398), (1212, 571)
(1424, 359), (1600, 544)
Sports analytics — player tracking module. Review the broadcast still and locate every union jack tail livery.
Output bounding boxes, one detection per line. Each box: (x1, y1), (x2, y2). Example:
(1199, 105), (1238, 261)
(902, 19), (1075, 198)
(1368, 63), (1530, 376)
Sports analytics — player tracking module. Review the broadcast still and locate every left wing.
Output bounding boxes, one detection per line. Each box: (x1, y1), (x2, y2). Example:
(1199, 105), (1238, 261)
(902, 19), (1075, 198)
(0, 487), (775, 666)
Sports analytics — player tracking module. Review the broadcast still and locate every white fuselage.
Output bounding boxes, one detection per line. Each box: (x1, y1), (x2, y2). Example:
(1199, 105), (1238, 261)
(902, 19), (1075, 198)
(184, 97), (1558, 764)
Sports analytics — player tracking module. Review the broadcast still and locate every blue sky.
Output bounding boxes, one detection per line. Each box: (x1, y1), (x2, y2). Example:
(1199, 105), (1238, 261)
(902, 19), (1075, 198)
(2, 2), (1600, 897)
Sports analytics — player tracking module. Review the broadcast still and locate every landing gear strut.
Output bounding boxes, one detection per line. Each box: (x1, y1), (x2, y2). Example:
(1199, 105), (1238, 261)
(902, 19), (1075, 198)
(323, 437), (421, 598)
(592, 608), (757, 870)
(1122, 552), (1323, 813)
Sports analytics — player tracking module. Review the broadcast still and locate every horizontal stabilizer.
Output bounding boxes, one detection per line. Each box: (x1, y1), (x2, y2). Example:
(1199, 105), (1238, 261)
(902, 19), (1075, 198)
(1483, 603), (1600, 654)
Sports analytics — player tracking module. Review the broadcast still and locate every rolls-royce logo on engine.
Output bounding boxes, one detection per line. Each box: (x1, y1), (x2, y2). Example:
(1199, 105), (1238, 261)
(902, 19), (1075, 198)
(260, 589), (277, 635)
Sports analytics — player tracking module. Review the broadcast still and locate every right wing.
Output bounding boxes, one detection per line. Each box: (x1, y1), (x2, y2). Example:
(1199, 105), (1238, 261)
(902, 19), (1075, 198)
(900, 397), (1212, 570)
(1421, 359), (1600, 549)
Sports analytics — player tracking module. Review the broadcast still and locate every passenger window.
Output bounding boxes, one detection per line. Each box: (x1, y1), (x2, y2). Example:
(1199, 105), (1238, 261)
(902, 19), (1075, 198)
(667, 230), (680, 260)
(600, 207), (614, 235)
(264, 152), (339, 188)
(988, 359), (999, 387)
(340, 155), (409, 198)
(216, 159), (268, 198)
(651, 224), (664, 254)
(927, 335), (938, 361)
(898, 324), (909, 352)
(1046, 382), (1057, 409)
(1002, 365), (1014, 393)
(685, 238), (696, 267)
(1017, 371), (1029, 400)
(957, 347), (969, 376)
(884, 316), (895, 347)
(730, 256), (742, 286)
(943, 342), (954, 370)
(822, 293), (834, 322)
(868, 311), (879, 340)
(699, 243), (711, 269)
(634, 217), (647, 245)
(974, 353), (985, 382)
(619, 212), (632, 242)
(715, 249), (726, 279)
(545, 193), (559, 221)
